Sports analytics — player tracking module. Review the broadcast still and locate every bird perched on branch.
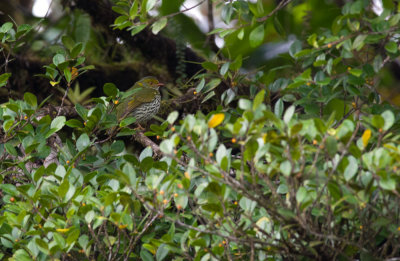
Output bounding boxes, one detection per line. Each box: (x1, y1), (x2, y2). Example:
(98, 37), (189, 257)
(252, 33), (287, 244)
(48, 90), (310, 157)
(116, 76), (163, 128)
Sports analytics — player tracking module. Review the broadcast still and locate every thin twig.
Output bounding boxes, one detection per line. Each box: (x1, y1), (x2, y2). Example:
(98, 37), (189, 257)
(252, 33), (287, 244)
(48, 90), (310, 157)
(57, 83), (70, 116)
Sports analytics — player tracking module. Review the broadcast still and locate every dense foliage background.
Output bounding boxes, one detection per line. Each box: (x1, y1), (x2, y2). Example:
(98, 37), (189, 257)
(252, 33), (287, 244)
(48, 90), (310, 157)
(1, 0), (400, 260)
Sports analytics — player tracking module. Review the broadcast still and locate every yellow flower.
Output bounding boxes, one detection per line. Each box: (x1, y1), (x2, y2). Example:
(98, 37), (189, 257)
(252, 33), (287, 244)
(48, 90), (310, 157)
(208, 113), (225, 128)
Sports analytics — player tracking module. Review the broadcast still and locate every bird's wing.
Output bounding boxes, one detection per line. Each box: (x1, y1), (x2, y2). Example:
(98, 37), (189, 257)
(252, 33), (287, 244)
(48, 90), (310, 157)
(116, 87), (158, 120)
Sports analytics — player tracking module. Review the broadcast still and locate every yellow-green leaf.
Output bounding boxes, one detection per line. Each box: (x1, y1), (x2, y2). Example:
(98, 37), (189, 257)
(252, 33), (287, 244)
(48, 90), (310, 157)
(56, 228), (70, 233)
(208, 113), (225, 128)
(362, 129), (371, 147)
(50, 81), (59, 86)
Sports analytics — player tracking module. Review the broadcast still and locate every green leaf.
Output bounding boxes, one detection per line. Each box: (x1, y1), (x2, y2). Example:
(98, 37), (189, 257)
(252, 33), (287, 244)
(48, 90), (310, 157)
(140, 249), (154, 261)
(146, 0), (157, 12)
(129, 0), (139, 19)
(51, 116), (66, 132)
(0, 73), (11, 87)
(289, 40), (302, 58)
(381, 110), (395, 131)
(239, 99), (252, 110)
(352, 34), (366, 51)
(230, 54), (242, 71)
(296, 187), (307, 203)
(152, 17), (167, 35)
(58, 179), (70, 198)
(274, 99), (284, 118)
(220, 62), (230, 76)
(70, 42), (84, 59)
(156, 243), (169, 261)
(253, 90), (265, 110)
(201, 91), (215, 103)
(221, 3), (233, 24)
(5, 143), (18, 156)
(385, 41), (398, 54)
(0, 22), (13, 33)
(24, 92), (37, 108)
(120, 117), (136, 127)
(380, 178), (396, 191)
(65, 119), (83, 128)
(160, 139), (173, 154)
(167, 111), (179, 124)
(283, 105), (295, 124)
(371, 115), (384, 129)
(201, 61), (218, 72)
(76, 133), (90, 152)
(196, 78), (206, 92)
(326, 136), (338, 157)
(53, 54), (65, 66)
(103, 83), (118, 97)
(249, 24), (265, 48)
(62, 35), (75, 51)
(204, 79), (221, 93)
(130, 24), (147, 36)
(344, 156), (358, 181)
(280, 160), (291, 177)
(63, 68), (72, 83)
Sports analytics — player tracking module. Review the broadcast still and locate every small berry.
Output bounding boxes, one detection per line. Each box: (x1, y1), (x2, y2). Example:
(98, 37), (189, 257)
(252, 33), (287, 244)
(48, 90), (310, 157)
(156, 135), (160, 140)
(193, 91), (197, 95)
(177, 184), (183, 189)
(177, 204), (182, 210)
(234, 201), (238, 205)
(174, 193), (178, 197)
(66, 160), (70, 164)
(312, 140), (317, 145)
(24, 116), (28, 120)
(10, 197), (15, 202)
(160, 190), (165, 196)
(231, 138), (237, 143)
(171, 126), (176, 132)
(186, 136), (191, 141)
(347, 67), (351, 71)
(163, 199), (168, 205)
(114, 100), (119, 105)
(327, 43), (332, 48)
(209, 152), (213, 157)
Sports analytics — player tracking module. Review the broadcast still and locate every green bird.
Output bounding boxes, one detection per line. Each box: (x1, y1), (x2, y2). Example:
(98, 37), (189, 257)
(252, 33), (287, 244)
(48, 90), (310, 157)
(115, 76), (163, 127)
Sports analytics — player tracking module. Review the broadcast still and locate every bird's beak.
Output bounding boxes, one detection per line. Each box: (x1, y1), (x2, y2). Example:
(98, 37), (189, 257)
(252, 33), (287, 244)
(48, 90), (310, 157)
(157, 82), (164, 86)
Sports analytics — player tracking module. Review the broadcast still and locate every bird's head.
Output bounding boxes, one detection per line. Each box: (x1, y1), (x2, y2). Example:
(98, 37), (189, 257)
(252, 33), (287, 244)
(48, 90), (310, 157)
(137, 76), (163, 89)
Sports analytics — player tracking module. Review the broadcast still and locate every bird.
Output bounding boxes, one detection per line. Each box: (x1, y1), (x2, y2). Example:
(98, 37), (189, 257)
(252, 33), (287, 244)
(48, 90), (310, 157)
(115, 76), (163, 128)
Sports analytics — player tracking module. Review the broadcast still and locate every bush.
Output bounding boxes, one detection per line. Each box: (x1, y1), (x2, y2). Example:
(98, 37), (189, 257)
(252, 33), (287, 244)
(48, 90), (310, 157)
(1, 0), (400, 260)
